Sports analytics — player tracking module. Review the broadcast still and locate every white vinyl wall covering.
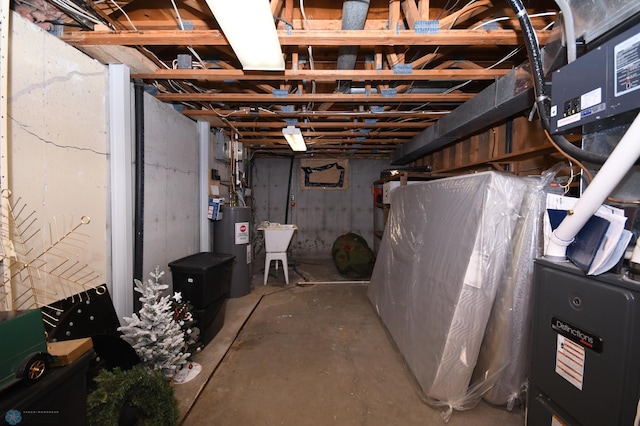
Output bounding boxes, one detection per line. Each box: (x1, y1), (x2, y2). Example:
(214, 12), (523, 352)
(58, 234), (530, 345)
(9, 12), (109, 305)
(367, 171), (530, 418)
(109, 64), (134, 320)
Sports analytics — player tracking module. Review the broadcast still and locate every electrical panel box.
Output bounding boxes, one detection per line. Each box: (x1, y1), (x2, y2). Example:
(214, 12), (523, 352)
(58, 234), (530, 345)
(527, 259), (640, 426)
(550, 21), (640, 134)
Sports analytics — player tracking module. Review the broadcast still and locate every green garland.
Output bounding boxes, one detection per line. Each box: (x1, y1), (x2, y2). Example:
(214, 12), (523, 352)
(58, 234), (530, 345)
(87, 364), (179, 426)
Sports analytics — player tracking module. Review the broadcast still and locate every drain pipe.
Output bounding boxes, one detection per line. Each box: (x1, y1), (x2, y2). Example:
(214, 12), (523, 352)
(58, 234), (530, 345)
(133, 80), (145, 312)
(284, 156), (294, 224)
(337, 0), (370, 91)
(545, 112), (640, 261)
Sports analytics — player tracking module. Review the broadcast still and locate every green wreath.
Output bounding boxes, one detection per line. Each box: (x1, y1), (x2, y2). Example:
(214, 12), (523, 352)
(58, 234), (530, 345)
(87, 364), (179, 426)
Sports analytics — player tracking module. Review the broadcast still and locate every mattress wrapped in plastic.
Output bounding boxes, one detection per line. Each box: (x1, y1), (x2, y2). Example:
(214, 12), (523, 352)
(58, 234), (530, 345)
(368, 171), (540, 419)
(471, 168), (555, 409)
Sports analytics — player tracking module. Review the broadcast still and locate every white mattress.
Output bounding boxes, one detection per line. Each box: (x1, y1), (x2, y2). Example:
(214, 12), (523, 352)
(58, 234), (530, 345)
(368, 171), (533, 414)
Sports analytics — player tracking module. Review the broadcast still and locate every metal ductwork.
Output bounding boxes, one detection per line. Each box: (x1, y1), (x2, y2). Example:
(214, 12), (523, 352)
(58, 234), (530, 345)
(336, 0), (370, 92)
(391, 63), (535, 165)
(337, 0), (370, 70)
(391, 22), (569, 166)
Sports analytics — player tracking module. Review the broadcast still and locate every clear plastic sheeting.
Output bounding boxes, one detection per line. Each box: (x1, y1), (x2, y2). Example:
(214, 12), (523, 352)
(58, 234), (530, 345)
(368, 171), (550, 420)
(472, 168), (555, 409)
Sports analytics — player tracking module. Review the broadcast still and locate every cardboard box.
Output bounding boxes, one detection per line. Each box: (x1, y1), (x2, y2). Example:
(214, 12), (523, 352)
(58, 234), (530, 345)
(209, 179), (221, 197)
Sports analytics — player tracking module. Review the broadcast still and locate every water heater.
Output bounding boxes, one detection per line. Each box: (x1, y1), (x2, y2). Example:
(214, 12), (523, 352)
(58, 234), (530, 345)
(213, 206), (251, 298)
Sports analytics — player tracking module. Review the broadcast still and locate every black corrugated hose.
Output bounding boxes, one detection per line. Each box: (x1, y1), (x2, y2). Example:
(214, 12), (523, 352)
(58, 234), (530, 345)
(505, 0), (611, 165)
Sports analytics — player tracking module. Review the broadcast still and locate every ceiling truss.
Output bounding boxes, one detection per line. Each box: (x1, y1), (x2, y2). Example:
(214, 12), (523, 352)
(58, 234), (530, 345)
(22, 0), (559, 159)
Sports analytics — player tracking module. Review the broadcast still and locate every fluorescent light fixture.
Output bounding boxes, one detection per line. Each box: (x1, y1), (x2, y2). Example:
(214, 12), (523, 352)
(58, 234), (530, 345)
(205, 0), (285, 71)
(282, 126), (307, 151)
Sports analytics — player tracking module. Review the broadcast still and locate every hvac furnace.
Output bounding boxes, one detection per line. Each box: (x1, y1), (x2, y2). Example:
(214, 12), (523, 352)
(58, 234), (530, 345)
(528, 259), (640, 425)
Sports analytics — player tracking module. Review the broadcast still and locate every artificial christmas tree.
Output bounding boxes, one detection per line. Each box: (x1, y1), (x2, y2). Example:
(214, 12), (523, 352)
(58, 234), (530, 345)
(171, 292), (204, 358)
(118, 267), (189, 379)
(171, 292), (204, 384)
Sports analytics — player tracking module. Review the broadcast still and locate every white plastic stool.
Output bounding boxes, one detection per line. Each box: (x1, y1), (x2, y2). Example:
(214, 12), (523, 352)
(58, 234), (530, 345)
(263, 252), (289, 285)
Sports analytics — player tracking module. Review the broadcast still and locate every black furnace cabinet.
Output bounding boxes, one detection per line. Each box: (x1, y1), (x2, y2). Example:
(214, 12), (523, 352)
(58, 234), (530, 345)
(528, 259), (640, 426)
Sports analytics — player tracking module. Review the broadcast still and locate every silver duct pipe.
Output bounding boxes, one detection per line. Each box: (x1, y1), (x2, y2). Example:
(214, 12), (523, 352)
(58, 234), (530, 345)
(337, 0), (370, 71)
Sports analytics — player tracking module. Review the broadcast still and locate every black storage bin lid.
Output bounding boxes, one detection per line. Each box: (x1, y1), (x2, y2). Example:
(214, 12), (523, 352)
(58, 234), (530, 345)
(168, 252), (235, 272)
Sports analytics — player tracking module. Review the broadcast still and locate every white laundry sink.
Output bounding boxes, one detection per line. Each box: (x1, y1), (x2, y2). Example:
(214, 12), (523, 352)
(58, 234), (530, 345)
(259, 223), (297, 252)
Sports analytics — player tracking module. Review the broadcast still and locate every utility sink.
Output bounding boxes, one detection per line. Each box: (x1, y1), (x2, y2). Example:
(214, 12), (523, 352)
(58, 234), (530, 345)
(258, 223), (297, 253)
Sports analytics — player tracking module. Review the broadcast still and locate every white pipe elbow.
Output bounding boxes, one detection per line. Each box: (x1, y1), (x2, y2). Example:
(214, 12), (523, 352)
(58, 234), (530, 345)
(544, 112), (640, 263)
(545, 229), (574, 260)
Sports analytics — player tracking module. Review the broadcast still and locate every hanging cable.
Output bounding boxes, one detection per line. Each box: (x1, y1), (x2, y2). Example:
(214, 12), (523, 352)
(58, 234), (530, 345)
(140, 46), (170, 69)
(108, 0), (136, 30)
(46, 0), (103, 26)
(299, 0), (317, 104)
(506, 0), (612, 165)
(169, 0), (207, 69)
(471, 12), (557, 31)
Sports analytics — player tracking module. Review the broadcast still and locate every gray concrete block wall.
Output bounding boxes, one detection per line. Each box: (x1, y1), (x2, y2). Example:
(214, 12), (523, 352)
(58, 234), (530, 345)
(252, 158), (388, 258)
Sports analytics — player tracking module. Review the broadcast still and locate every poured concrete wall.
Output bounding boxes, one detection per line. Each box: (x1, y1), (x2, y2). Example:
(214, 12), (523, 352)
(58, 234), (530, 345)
(8, 12), (109, 304)
(7, 13), (203, 308)
(252, 158), (388, 258)
(142, 93), (200, 282)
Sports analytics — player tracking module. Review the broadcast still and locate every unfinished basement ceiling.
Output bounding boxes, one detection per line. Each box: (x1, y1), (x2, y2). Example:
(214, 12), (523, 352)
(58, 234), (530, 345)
(17, 0), (559, 158)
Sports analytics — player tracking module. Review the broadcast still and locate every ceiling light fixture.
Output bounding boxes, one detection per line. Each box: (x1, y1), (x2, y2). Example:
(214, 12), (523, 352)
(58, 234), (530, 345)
(205, 0), (285, 71)
(282, 126), (307, 152)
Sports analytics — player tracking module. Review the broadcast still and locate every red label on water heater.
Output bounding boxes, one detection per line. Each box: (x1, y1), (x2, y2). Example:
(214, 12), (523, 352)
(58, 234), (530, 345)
(235, 222), (249, 245)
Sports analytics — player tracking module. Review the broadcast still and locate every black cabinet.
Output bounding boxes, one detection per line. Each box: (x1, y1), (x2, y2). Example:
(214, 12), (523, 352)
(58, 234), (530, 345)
(169, 252), (235, 346)
(0, 350), (93, 426)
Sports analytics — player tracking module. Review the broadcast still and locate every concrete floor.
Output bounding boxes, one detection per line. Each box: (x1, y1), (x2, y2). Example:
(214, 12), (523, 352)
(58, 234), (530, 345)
(174, 259), (526, 426)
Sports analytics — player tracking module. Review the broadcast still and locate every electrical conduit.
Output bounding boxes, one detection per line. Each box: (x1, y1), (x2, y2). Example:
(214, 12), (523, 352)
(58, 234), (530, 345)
(506, 0), (612, 165)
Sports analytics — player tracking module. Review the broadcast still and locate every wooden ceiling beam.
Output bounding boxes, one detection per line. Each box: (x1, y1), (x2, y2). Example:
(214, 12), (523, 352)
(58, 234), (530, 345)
(133, 68), (509, 81)
(241, 138), (407, 145)
(389, 0), (402, 32)
(229, 121), (435, 129)
(181, 0), (211, 16)
(156, 92), (474, 103)
(61, 29), (551, 47)
(240, 130), (420, 137)
(439, 0), (492, 29)
(419, 0), (430, 20)
(183, 109), (450, 119)
(402, 0), (421, 29)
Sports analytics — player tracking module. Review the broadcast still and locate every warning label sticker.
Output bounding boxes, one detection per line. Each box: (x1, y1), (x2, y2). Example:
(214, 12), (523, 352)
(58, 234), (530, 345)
(615, 31), (640, 97)
(556, 334), (585, 390)
(235, 222), (249, 245)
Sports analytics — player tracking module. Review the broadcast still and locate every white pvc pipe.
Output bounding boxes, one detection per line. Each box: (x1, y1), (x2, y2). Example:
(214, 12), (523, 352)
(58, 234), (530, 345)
(554, 0), (577, 63)
(197, 120), (211, 252)
(631, 240), (640, 265)
(546, 112), (640, 259)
